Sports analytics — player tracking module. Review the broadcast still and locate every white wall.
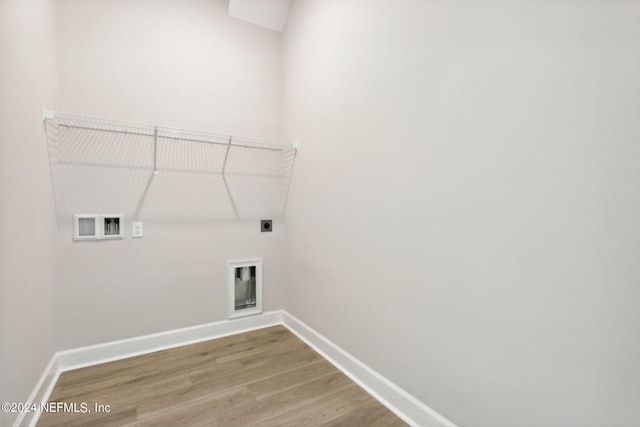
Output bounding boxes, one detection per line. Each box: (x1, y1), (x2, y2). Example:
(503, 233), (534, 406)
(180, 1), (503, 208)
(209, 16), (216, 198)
(3, 1), (639, 425)
(282, 1), (640, 426)
(0, 1), (59, 425)
(54, 0), (285, 349)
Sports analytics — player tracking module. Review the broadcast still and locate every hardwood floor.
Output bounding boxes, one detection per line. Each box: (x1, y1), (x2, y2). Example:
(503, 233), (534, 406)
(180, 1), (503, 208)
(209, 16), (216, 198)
(37, 326), (408, 427)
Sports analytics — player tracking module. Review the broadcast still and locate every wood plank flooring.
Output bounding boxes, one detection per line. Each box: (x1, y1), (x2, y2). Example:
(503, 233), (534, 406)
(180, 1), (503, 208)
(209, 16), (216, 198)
(37, 326), (408, 427)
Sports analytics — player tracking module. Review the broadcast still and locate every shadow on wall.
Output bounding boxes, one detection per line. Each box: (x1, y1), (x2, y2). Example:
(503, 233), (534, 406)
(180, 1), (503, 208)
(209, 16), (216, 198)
(44, 113), (297, 224)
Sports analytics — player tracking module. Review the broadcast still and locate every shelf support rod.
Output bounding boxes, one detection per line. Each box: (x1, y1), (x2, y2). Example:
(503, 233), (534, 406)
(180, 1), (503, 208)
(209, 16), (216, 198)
(153, 126), (158, 176)
(221, 136), (232, 177)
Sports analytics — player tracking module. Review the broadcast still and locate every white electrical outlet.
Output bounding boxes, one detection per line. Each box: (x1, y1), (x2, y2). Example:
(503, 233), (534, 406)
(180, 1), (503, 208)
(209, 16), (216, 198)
(132, 221), (143, 238)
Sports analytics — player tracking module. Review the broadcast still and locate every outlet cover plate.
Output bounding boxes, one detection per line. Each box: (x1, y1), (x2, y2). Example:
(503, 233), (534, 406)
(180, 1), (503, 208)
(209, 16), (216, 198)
(261, 220), (272, 232)
(132, 221), (143, 238)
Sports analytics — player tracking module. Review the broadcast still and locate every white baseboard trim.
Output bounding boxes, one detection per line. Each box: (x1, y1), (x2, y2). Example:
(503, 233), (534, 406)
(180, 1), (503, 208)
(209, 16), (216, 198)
(16, 311), (282, 427)
(12, 355), (59, 427)
(281, 311), (457, 427)
(17, 309), (455, 427)
(56, 310), (283, 372)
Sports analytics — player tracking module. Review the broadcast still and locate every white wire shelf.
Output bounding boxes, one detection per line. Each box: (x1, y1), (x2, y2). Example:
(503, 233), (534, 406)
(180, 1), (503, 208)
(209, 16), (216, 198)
(44, 110), (297, 174)
(43, 109), (298, 220)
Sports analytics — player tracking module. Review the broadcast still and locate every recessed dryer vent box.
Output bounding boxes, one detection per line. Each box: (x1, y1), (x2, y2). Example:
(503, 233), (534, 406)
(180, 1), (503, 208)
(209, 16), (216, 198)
(228, 258), (263, 319)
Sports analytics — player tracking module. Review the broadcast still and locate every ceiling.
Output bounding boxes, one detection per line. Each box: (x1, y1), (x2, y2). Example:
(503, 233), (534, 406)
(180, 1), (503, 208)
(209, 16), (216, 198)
(228, 0), (292, 32)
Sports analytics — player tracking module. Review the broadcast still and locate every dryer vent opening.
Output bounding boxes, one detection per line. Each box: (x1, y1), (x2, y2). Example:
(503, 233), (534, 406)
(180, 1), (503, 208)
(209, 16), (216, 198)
(228, 259), (263, 319)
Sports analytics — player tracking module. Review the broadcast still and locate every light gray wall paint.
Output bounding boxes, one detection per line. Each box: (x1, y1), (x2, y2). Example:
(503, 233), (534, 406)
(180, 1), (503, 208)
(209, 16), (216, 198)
(4, 1), (640, 426)
(54, 0), (285, 349)
(282, 1), (640, 426)
(0, 0), (58, 425)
